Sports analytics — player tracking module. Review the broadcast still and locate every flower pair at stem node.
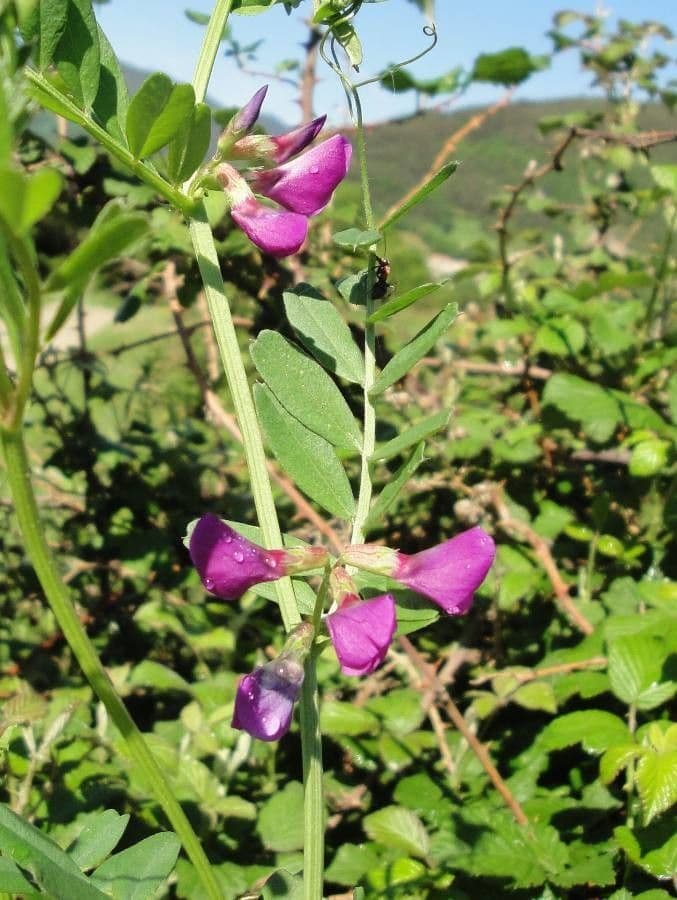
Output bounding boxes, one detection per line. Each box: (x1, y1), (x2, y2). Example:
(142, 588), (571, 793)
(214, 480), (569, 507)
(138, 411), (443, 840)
(188, 514), (495, 741)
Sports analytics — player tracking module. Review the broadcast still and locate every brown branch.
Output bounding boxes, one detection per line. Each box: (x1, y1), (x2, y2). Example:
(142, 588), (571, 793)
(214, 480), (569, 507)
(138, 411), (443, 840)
(299, 25), (321, 122)
(490, 486), (595, 636)
(471, 656), (607, 686)
(381, 89), (514, 228)
(161, 263), (344, 554)
(573, 127), (677, 150)
(398, 635), (529, 827)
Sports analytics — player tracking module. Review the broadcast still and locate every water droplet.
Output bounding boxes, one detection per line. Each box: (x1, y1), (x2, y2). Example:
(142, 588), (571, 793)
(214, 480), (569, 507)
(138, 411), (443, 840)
(224, 532), (232, 543)
(310, 165), (320, 174)
(233, 550), (244, 563)
(204, 577), (215, 590)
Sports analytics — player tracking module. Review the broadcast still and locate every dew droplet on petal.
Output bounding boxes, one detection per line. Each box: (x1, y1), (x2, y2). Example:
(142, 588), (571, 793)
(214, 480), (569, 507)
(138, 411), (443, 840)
(310, 165), (319, 174)
(233, 550), (244, 563)
(204, 577), (215, 590)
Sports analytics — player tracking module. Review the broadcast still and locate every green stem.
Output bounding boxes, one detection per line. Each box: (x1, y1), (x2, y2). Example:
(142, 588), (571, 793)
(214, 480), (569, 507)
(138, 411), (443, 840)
(191, 0), (235, 104)
(24, 69), (197, 218)
(349, 88), (377, 545)
(0, 227), (41, 430)
(300, 648), (324, 900)
(187, 211), (300, 631)
(0, 428), (223, 900)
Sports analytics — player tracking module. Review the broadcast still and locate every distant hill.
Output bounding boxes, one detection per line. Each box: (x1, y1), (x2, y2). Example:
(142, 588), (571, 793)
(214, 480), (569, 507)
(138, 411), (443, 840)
(351, 98), (676, 256)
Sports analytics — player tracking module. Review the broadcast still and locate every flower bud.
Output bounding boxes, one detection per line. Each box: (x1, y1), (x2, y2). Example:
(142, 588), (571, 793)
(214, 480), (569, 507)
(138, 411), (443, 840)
(232, 622), (313, 741)
(217, 85), (268, 156)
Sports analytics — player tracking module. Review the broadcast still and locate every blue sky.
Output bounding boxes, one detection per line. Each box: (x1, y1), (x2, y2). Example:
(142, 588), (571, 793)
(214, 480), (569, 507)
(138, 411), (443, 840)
(96, 0), (676, 125)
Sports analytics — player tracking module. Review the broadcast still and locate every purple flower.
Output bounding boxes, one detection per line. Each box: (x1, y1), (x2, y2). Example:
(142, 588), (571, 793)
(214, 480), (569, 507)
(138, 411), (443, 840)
(232, 658), (305, 741)
(342, 526), (496, 615)
(188, 513), (327, 600)
(232, 622), (313, 741)
(269, 115), (327, 164)
(230, 85), (268, 137)
(253, 135), (353, 217)
(326, 592), (396, 676)
(212, 92), (352, 257)
(231, 198), (309, 258)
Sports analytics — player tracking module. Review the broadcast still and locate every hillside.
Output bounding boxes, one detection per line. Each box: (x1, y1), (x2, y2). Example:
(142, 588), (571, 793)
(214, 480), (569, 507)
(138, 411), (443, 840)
(354, 98), (676, 256)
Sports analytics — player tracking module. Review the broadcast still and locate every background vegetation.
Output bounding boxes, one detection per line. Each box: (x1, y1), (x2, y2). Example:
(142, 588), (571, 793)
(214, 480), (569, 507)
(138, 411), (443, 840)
(0, 3), (675, 898)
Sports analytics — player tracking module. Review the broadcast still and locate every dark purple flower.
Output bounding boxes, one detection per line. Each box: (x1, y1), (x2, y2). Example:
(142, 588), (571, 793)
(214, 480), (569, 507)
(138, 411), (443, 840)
(232, 658), (304, 741)
(232, 622), (313, 741)
(326, 592), (396, 676)
(269, 115), (327, 164)
(253, 135), (353, 217)
(230, 85), (268, 136)
(342, 526), (496, 615)
(188, 513), (327, 600)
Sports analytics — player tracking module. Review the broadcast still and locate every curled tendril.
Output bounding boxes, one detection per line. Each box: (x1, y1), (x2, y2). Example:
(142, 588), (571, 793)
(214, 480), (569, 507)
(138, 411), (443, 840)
(319, 23), (439, 100)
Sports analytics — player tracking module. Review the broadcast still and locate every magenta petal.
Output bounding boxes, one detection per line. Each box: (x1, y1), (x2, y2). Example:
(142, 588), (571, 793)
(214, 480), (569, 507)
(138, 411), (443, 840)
(253, 135), (352, 216)
(270, 115), (327, 164)
(394, 526), (495, 615)
(231, 197), (308, 257)
(326, 593), (396, 676)
(231, 85), (268, 135)
(189, 514), (283, 600)
(232, 659), (304, 741)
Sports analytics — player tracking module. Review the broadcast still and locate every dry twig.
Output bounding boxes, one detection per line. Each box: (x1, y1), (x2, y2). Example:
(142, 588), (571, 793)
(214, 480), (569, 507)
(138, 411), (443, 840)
(398, 635), (529, 827)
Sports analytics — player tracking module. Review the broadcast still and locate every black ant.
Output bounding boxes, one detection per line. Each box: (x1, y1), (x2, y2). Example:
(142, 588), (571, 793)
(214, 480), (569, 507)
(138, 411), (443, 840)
(371, 256), (392, 300)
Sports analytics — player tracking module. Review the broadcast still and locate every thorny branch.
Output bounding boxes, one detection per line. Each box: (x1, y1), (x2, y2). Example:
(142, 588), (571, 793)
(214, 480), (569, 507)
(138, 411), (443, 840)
(489, 485), (595, 636)
(397, 635), (530, 827)
(495, 126), (677, 289)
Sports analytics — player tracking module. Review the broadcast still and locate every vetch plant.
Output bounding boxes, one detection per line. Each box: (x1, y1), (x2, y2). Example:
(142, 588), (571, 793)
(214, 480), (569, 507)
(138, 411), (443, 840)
(3, 0), (674, 897)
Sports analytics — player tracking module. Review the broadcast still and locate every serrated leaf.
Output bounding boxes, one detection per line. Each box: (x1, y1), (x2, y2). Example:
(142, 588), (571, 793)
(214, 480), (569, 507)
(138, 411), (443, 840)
(363, 806), (430, 859)
(367, 280), (448, 323)
(607, 635), (666, 706)
(371, 409), (449, 462)
(600, 744), (643, 784)
(68, 810), (130, 870)
(370, 303), (457, 396)
(91, 832), (180, 899)
(540, 710), (630, 754)
(366, 441), (425, 529)
(54, 0), (101, 110)
(512, 681), (557, 713)
(380, 162), (458, 232)
(636, 750), (677, 824)
(543, 373), (620, 443)
(254, 383), (355, 519)
(251, 330), (362, 451)
(256, 782), (304, 852)
(167, 102), (211, 184)
(0, 804), (108, 899)
(283, 284), (364, 385)
(126, 74), (195, 158)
